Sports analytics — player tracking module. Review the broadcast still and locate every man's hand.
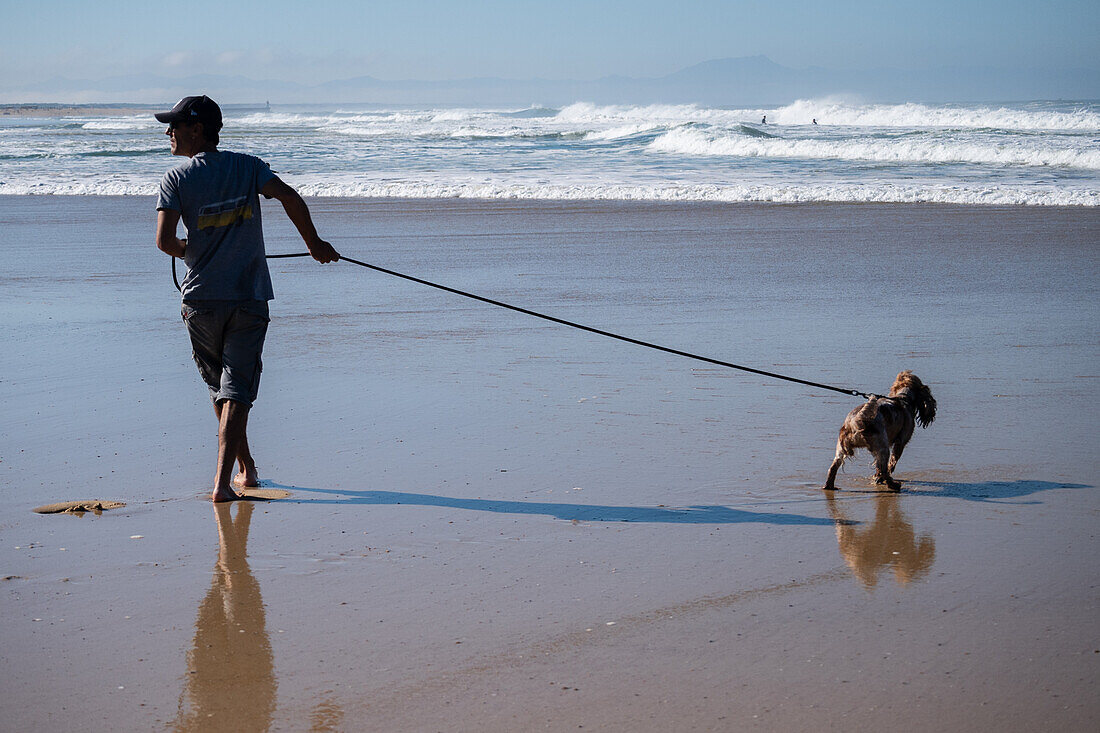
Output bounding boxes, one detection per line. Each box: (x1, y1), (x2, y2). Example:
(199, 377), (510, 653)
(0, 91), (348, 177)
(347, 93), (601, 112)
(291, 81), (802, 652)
(261, 177), (339, 263)
(307, 236), (340, 264)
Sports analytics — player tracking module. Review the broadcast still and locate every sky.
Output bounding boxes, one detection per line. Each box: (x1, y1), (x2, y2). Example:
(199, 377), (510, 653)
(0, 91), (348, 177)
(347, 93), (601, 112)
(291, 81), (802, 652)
(1, 0), (1097, 86)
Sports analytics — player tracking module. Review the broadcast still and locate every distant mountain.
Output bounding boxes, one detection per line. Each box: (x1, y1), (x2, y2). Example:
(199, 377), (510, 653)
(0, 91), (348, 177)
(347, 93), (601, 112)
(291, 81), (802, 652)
(4, 57), (1097, 106)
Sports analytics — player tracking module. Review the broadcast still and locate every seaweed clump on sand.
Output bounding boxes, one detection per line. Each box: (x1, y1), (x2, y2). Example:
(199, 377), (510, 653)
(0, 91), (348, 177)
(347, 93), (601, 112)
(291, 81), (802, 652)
(33, 500), (126, 515)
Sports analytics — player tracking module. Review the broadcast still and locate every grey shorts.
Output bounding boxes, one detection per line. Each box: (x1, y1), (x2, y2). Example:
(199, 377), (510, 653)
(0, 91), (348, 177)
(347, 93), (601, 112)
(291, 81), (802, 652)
(181, 300), (270, 407)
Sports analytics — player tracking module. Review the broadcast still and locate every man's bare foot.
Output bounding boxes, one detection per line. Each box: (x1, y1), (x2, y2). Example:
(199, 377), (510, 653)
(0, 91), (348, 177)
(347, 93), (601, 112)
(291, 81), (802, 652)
(232, 467), (260, 488)
(212, 488), (241, 503)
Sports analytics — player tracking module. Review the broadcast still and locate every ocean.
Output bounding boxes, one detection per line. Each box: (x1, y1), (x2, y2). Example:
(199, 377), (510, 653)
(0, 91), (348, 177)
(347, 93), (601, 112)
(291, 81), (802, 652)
(1, 98), (1098, 205)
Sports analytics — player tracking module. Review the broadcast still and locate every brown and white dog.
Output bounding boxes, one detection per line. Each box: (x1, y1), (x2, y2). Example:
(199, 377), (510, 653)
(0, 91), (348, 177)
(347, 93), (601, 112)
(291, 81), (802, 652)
(823, 371), (936, 491)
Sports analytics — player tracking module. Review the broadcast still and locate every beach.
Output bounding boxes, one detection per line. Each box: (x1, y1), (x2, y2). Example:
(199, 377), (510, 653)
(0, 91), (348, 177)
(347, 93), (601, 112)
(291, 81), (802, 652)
(0, 104), (159, 117)
(1, 195), (1098, 731)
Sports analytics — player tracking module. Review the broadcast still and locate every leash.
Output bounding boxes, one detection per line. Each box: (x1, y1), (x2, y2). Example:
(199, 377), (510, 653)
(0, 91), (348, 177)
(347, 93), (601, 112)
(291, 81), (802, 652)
(172, 253), (877, 399)
(171, 251), (311, 291)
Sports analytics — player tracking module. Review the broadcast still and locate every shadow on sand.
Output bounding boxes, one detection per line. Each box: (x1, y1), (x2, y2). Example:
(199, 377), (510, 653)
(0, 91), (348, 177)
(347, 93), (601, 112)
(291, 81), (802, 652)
(264, 484), (840, 526)
(902, 479), (1091, 504)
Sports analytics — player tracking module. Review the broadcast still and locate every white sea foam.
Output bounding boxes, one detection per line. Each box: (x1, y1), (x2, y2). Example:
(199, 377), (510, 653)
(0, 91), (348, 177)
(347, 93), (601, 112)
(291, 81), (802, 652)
(556, 102), (736, 125)
(0, 180), (156, 195)
(235, 112), (335, 126)
(4, 177), (1095, 206)
(327, 123), (391, 136)
(289, 180), (1100, 206)
(583, 123), (669, 141)
(81, 118), (154, 130)
(431, 109), (481, 122)
(649, 127), (1100, 169)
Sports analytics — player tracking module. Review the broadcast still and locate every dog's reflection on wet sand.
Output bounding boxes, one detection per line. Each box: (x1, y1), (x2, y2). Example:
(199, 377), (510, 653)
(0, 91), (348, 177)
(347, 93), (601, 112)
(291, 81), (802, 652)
(825, 491), (936, 588)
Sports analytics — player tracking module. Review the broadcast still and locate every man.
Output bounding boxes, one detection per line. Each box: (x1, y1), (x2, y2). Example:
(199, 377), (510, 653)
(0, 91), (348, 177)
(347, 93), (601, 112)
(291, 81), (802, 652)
(155, 95), (339, 502)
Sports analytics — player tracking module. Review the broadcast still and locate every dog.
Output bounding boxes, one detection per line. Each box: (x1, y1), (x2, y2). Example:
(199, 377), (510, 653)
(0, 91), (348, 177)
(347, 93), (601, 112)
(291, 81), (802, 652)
(823, 371), (936, 491)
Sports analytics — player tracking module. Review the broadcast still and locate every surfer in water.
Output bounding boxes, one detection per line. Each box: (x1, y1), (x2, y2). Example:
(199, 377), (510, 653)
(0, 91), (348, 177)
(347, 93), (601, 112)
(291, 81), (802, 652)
(154, 96), (340, 502)
(761, 115), (767, 124)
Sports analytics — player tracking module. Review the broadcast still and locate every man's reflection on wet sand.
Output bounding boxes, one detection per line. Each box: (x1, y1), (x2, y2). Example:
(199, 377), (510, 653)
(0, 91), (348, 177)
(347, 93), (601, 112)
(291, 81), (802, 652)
(825, 492), (936, 588)
(173, 502), (275, 732)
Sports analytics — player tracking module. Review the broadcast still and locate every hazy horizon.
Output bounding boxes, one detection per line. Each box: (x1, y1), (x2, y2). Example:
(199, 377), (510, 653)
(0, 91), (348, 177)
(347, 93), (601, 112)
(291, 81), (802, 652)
(2, 0), (1098, 104)
(3, 55), (1098, 107)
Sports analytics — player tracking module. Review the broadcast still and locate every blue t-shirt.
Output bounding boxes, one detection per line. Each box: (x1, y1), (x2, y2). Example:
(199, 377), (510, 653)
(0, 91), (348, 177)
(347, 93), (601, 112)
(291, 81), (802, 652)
(156, 150), (277, 301)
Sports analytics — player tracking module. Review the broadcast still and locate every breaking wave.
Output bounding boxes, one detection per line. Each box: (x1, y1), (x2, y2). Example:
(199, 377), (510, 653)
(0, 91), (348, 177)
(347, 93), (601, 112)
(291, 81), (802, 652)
(80, 118), (154, 130)
(768, 99), (1100, 130)
(553, 100), (1100, 131)
(649, 127), (1100, 169)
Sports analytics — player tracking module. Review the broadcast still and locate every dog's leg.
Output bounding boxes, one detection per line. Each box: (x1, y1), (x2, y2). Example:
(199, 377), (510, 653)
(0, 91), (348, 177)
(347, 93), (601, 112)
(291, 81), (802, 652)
(823, 441), (847, 491)
(824, 455), (844, 491)
(888, 441), (906, 473)
(869, 435), (900, 491)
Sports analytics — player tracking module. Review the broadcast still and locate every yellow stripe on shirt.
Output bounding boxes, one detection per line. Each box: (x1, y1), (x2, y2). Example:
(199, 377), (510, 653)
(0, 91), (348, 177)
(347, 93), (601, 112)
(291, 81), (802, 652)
(197, 203), (254, 230)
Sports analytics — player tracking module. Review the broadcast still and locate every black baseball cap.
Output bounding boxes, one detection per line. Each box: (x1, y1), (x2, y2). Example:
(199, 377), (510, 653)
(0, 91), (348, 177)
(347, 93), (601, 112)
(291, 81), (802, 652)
(155, 95), (222, 130)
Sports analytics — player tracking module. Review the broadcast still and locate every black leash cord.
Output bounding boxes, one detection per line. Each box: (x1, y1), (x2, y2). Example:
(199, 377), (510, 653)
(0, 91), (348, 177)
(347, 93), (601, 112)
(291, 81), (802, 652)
(172, 252), (311, 292)
(172, 253), (876, 399)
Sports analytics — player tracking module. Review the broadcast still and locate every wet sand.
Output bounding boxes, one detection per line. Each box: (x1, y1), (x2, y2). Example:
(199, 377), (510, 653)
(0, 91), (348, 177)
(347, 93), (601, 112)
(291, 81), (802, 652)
(1, 196), (1098, 731)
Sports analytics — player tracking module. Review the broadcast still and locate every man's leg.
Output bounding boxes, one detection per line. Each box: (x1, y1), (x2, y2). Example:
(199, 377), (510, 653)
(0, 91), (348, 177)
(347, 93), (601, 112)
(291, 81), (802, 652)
(187, 300), (268, 502)
(211, 301), (269, 501)
(213, 399), (251, 502)
(213, 401), (259, 487)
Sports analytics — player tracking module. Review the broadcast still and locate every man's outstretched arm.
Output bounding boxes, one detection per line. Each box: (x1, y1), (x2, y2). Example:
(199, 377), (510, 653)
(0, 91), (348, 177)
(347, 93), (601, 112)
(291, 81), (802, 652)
(156, 208), (186, 258)
(260, 177), (340, 263)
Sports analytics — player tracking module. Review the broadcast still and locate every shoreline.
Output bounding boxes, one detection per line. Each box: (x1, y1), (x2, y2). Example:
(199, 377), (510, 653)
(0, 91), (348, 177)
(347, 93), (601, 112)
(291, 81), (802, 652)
(1, 192), (1098, 211)
(0, 103), (159, 117)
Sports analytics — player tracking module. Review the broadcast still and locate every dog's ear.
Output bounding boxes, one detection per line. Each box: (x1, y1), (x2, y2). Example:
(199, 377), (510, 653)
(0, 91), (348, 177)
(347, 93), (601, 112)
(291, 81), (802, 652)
(894, 371), (936, 427)
(915, 384), (937, 428)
